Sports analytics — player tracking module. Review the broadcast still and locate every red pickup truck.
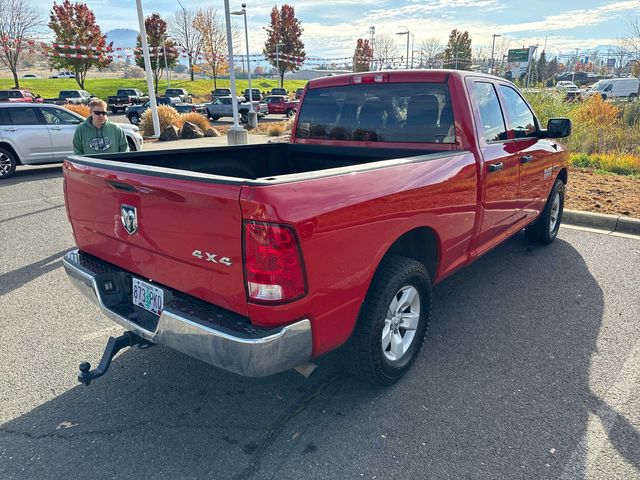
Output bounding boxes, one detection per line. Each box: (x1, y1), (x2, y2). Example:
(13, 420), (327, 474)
(262, 94), (299, 117)
(62, 70), (571, 385)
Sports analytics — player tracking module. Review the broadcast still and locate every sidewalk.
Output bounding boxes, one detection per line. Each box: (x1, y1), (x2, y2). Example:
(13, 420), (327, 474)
(141, 133), (272, 151)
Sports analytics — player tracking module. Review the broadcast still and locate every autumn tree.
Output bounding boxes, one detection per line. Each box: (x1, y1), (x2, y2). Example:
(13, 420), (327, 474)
(443, 29), (472, 70)
(135, 13), (178, 93)
(193, 7), (230, 89)
(263, 4), (305, 86)
(169, 5), (202, 81)
(372, 34), (399, 69)
(0, 0), (43, 88)
(48, 0), (112, 89)
(353, 38), (372, 72)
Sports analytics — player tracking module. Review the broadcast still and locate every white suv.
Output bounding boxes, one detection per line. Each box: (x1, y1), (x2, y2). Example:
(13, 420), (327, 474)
(0, 103), (143, 179)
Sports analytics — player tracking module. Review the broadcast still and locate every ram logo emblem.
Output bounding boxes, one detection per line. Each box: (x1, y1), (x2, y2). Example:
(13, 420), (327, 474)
(120, 205), (138, 235)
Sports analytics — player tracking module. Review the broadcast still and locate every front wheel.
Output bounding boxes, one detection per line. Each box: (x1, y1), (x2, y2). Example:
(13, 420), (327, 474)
(285, 109), (295, 118)
(129, 113), (140, 125)
(342, 256), (431, 385)
(525, 178), (565, 244)
(0, 147), (17, 179)
(240, 112), (248, 123)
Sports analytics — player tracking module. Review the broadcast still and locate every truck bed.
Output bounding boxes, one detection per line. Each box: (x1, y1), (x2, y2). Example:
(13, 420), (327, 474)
(68, 143), (452, 183)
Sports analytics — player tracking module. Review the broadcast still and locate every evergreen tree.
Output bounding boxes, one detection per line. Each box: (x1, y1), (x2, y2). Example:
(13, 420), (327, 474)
(537, 50), (548, 83)
(443, 29), (472, 70)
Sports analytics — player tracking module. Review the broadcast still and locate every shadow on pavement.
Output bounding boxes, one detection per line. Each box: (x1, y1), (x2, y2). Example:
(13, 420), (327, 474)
(0, 232), (629, 479)
(0, 248), (74, 296)
(3, 165), (62, 184)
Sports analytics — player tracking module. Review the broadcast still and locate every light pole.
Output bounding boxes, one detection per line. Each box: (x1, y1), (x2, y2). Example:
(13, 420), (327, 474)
(162, 34), (171, 89)
(135, 0), (160, 137)
(223, 0), (247, 145)
(396, 26), (412, 69)
(490, 33), (501, 75)
(231, 4), (257, 127)
(275, 42), (284, 87)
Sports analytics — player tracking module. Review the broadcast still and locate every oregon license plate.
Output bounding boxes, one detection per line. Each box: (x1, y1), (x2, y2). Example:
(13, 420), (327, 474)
(132, 278), (164, 316)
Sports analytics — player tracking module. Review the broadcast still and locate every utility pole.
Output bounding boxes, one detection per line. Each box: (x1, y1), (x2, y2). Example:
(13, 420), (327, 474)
(572, 47), (579, 83)
(490, 33), (501, 75)
(455, 51), (459, 70)
(369, 26), (375, 69)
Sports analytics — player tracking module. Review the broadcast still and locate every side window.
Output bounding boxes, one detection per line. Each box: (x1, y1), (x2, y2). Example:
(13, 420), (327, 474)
(499, 85), (536, 138)
(472, 82), (507, 143)
(604, 84), (612, 92)
(8, 107), (40, 125)
(0, 109), (11, 125)
(41, 107), (82, 125)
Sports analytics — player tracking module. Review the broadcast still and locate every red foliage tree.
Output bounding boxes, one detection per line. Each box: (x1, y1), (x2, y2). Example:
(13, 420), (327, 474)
(135, 13), (179, 93)
(263, 4), (305, 86)
(353, 39), (373, 72)
(48, 0), (113, 89)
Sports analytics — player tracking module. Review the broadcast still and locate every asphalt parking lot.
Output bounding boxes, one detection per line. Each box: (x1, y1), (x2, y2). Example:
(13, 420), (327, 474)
(1, 163), (639, 480)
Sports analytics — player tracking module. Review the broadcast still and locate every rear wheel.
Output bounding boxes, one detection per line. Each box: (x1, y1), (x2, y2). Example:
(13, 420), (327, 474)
(240, 112), (248, 123)
(525, 178), (565, 244)
(342, 255), (431, 385)
(0, 147), (17, 179)
(286, 109), (295, 118)
(129, 113), (140, 125)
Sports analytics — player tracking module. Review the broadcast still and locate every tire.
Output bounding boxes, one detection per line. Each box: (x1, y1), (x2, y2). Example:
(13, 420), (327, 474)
(629, 93), (637, 102)
(285, 109), (295, 118)
(240, 112), (248, 123)
(0, 147), (17, 179)
(342, 255), (432, 385)
(601, 94), (607, 100)
(127, 137), (136, 152)
(525, 178), (565, 244)
(129, 113), (140, 125)
(111, 107), (118, 114)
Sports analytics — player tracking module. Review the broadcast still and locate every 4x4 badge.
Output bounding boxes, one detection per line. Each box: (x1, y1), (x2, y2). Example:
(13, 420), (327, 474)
(121, 205), (138, 235)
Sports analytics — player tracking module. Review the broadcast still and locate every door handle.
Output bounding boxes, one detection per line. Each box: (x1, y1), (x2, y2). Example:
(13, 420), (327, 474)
(520, 155), (533, 163)
(50, 127), (63, 131)
(487, 162), (503, 173)
(2, 128), (16, 132)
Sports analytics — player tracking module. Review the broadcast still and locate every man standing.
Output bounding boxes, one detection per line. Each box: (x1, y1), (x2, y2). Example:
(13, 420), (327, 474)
(73, 98), (129, 155)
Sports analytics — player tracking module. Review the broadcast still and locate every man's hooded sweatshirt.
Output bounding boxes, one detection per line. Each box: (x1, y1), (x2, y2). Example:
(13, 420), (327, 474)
(73, 117), (128, 155)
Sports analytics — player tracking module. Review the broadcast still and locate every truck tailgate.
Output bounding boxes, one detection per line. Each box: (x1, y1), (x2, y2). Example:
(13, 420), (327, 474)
(63, 159), (248, 316)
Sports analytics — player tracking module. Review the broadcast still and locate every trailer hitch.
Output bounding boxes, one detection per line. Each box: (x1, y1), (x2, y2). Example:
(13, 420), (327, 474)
(78, 331), (154, 386)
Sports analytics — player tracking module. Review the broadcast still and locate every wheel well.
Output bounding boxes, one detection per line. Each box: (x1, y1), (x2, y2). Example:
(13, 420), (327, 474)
(384, 227), (439, 281)
(126, 136), (136, 152)
(0, 142), (21, 165)
(557, 167), (568, 184)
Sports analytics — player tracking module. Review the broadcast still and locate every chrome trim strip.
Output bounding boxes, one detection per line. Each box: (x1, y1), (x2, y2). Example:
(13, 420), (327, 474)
(63, 250), (312, 377)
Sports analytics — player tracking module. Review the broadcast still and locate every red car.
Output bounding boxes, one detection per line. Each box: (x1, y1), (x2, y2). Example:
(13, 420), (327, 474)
(62, 70), (571, 385)
(0, 89), (43, 103)
(262, 95), (298, 117)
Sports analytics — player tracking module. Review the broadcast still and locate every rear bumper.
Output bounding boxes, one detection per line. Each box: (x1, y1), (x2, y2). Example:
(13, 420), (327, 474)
(63, 250), (312, 377)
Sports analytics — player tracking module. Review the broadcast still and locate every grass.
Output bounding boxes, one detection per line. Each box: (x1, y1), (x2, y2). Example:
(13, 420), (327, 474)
(569, 152), (640, 176)
(0, 77), (309, 101)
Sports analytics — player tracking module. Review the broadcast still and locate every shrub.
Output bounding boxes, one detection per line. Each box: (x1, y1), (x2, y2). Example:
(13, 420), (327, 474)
(267, 124), (286, 136)
(122, 65), (145, 79)
(139, 105), (180, 137)
(570, 152), (640, 176)
(64, 104), (90, 118)
(621, 101), (640, 127)
(173, 112), (211, 133)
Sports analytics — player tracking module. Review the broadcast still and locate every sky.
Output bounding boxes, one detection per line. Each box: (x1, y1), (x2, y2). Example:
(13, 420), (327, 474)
(34, 0), (640, 59)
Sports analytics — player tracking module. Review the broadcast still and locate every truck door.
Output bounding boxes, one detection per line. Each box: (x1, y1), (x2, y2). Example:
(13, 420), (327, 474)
(497, 84), (555, 219)
(468, 80), (522, 250)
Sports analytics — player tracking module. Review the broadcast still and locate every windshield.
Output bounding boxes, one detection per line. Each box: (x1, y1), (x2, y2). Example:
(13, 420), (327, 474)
(592, 81), (606, 91)
(296, 82), (455, 144)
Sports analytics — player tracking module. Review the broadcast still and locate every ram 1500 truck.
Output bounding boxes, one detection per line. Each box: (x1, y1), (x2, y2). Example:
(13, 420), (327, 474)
(62, 70), (571, 385)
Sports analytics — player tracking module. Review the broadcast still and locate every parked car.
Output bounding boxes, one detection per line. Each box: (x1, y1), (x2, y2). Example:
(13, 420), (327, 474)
(269, 87), (287, 96)
(206, 96), (267, 122)
(211, 88), (232, 100)
(0, 89), (43, 103)
(44, 90), (94, 106)
(107, 88), (149, 113)
(61, 70), (571, 386)
(22, 74), (40, 78)
(262, 95), (298, 116)
(242, 88), (263, 102)
(295, 87), (305, 100)
(49, 71), (75, 79)
(0, 102), (143, 179)
(585, 77), (640, 101)
(125, 98), (207, 125)
(164, 88), (192, 103)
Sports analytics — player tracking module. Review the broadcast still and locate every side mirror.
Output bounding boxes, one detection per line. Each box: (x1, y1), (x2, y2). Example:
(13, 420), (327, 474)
(545, 118), (571, 138)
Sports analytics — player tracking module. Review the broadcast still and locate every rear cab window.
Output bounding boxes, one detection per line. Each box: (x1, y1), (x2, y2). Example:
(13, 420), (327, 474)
(295, 82), (456, 144)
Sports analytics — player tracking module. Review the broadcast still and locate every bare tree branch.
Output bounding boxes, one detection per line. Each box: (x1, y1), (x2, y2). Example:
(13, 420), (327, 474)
(169, 6), (202, 82)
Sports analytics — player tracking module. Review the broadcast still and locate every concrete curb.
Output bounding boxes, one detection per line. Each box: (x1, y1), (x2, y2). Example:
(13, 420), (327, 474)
(563, 209), (640, 236)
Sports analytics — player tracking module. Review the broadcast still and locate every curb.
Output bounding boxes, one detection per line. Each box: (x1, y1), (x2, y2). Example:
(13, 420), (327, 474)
(563, 209), (640, 236)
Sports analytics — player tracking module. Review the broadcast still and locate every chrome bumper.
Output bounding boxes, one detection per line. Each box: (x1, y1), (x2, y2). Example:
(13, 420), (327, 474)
(63, 250), (312, 377)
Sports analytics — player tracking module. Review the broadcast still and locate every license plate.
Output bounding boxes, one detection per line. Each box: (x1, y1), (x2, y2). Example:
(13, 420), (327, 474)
(132, 278), (164, 316)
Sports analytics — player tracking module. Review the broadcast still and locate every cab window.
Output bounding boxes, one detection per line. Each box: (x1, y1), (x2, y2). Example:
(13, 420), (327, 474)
(472, 82), (507, 143)
(499, 85), (536, 138)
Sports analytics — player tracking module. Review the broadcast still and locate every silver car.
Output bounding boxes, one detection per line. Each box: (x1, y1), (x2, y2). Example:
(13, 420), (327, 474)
(0, 102), (143, 179)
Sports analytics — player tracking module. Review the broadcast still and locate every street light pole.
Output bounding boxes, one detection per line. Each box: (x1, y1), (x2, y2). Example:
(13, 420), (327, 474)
(135, 0), (160, 137)
(396, 26), (411, 69)
(490, 33), (501, 75)
(162, 35), (170, 89)
(223, 0), (247, 145)
(231, 4), (257, 127)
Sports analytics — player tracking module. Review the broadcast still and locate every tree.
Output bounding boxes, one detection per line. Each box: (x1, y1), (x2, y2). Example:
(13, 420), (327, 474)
(536, 50), (548, 83)
(169, 6), (202, 81)
(135, 13), (178, 93)
(193, 7), (231, 89)
(443, 29), (472, 70)
(0, 0), (43, 88)
(263, 4), (305, 86)
(48, 0), (112, 89)
(624, 19), (640, 95)
(372, 34), (399, 70)
(353, 38), (372, 72)
(420, 38), (443, 68)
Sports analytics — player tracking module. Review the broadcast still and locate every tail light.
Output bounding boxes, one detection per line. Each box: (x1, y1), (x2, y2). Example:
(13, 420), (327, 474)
(243, 221), (306, 303)
(191, 106), (196, 112)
